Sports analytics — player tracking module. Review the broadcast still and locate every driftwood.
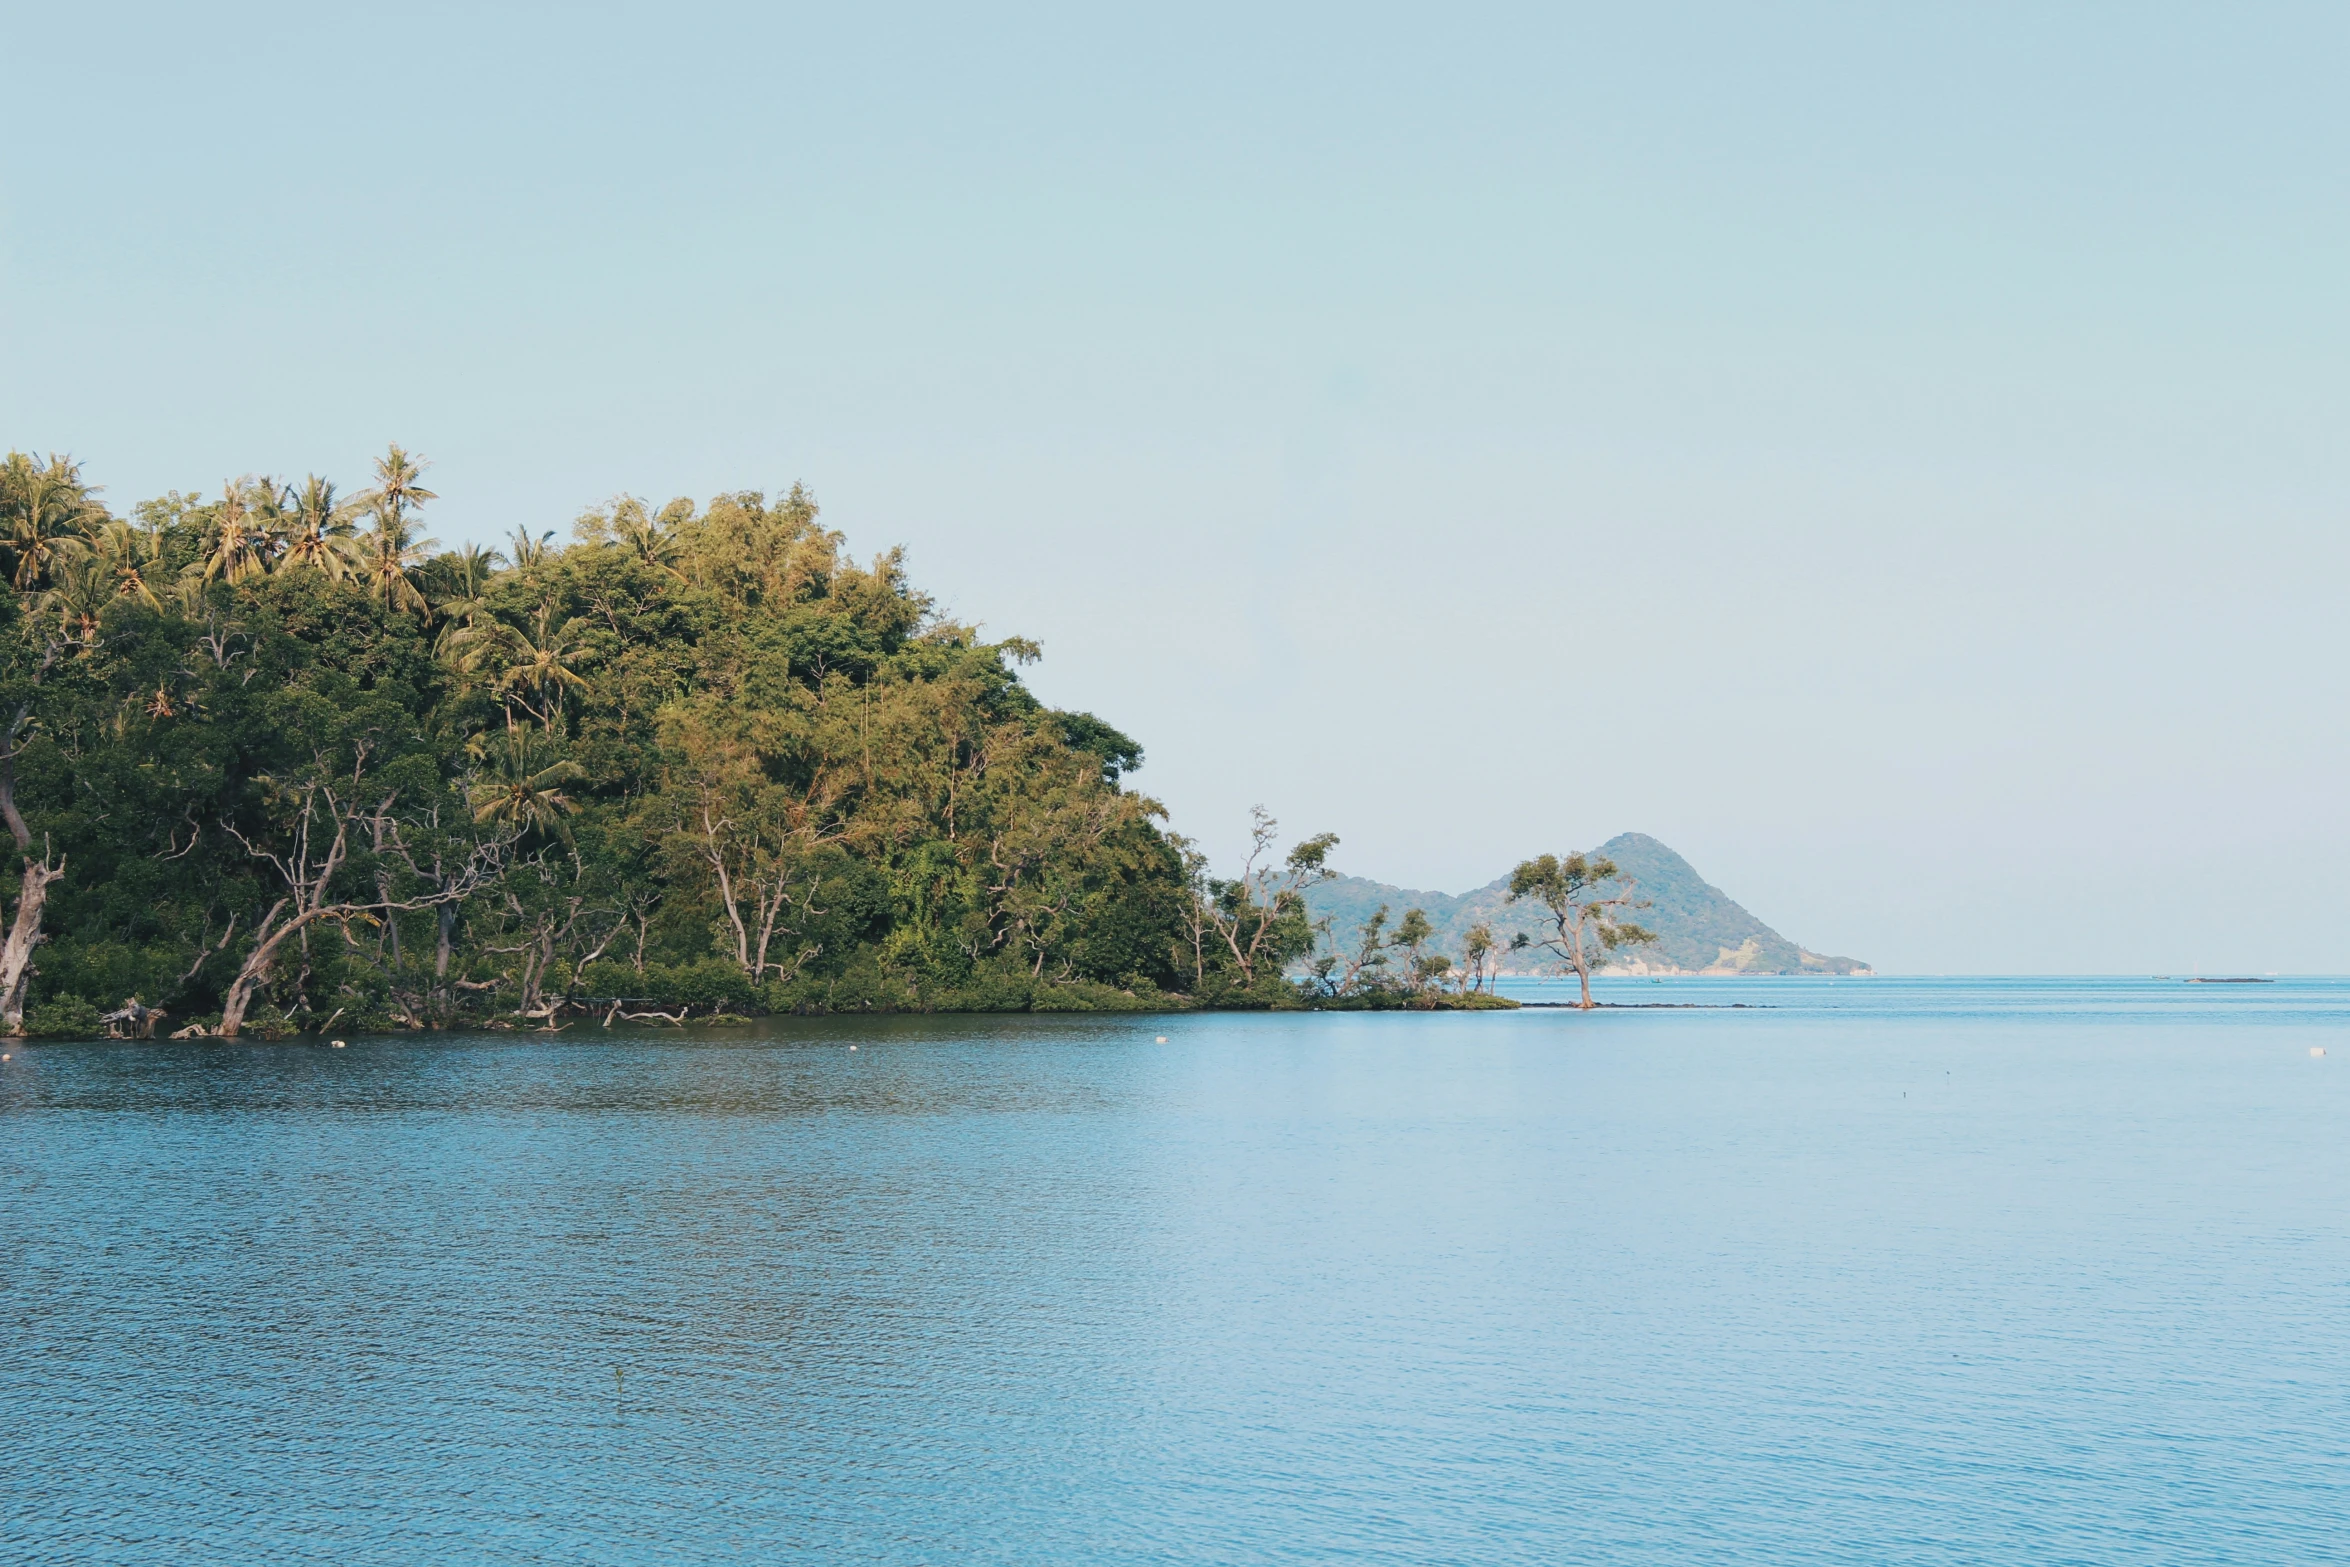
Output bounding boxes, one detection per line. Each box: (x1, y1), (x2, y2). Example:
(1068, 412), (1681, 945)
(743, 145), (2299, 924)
(99, 999), (167, 1040)
(588, 996), (703, 1027)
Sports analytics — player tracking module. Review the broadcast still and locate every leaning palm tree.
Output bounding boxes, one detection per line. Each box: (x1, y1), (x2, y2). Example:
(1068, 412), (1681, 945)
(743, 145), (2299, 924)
(275, 474), (361, 580)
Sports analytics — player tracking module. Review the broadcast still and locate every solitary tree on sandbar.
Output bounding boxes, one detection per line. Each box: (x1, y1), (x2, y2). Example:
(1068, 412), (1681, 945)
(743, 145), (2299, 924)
(1506, 852), (1655, 1010)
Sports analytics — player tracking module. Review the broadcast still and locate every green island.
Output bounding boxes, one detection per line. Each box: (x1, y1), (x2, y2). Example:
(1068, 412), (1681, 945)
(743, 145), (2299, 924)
(0, 448), (1697, 1039)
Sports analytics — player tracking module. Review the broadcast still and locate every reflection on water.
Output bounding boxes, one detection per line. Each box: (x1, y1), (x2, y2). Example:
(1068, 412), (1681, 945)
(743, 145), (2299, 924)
(5, 980), (2347, 1563)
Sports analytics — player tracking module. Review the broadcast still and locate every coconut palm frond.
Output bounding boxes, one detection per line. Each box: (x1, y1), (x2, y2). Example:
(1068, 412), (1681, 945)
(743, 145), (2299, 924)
(199, 477), (281, 585)
(276, 475), (363, 580)
(354, 444), (438, 530)
(467, 726), (584, 837)
(0, 452), (104, 590)
(90, 520), (164, 611)
(33, 554), (113, 644)
(506, 527), (557, 572)
(353, 515), (437, 614)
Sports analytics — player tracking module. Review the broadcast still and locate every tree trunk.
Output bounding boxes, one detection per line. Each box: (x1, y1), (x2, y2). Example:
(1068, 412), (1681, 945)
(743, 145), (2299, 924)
(0, 852), (64, 1035)
(0, 714), (62, 1037)
(218, 963), (266, 1039)
(1567, 909), (1595, 1010)
(218, 901), (296, 1039)
(705, 831), (753, 976)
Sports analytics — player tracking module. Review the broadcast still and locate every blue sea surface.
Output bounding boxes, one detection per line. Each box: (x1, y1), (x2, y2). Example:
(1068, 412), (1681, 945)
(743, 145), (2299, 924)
(4, 977), (2347, 1563)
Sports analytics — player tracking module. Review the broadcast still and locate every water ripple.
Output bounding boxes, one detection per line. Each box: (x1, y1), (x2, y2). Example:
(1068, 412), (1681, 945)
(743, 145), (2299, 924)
(4, 985), (2347, 1562)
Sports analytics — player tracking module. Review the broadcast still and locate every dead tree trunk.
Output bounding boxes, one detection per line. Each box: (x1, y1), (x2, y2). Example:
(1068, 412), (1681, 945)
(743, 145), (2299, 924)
(0, 850), (64, 1034)
(216, 772), (512, 1039)
(0, 704), (61, 1036)
(217, 898), (298, 1039)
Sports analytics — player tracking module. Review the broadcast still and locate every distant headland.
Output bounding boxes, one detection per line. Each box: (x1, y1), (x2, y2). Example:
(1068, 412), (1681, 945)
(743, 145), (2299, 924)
(1304, 833), (1872, 978)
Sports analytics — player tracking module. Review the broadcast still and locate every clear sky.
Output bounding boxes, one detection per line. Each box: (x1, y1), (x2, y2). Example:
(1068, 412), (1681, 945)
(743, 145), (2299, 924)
(5, 3), (2345, 972)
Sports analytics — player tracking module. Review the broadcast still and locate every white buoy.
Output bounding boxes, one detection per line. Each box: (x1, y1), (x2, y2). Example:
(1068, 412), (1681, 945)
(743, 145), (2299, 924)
(2312, 1046), (2327, 1058)
(1155, 1035), (1167, 1043)
(331, 1040), (346, 1048)
(849, 1045), (857, 1051)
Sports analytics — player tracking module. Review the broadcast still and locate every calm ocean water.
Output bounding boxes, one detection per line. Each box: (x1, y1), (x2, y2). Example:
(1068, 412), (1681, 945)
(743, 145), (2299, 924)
(3, 976), (2346, 1564)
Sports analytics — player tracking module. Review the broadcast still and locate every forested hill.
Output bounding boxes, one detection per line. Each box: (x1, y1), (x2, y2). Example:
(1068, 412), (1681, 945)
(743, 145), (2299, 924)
(0, 447), (1347, 1038)
(1303, 833), (1872, 976)
(0, 446), (1846, 1034)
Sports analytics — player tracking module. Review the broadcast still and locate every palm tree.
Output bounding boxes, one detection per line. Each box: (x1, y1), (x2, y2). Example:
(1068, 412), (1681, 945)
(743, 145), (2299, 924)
(615, 506), (685, 581)
(352, 514), (437, 613)
(468, 726), (583, 837)
(440, 542), (503, 605)
(0, 452), (100, 590)
(356, 444), (438, 533)
(89, 521), (164, 611)
(250, 476), (292, 542)
(506, 527), (557, 573)
(166, 573), (217, 620)
(429, 544), (505, 658)
(468, 603), (598, 731)
(198, 477), (277, 585)
(276, 475), (360, 580)
(167, 574), (213, 619)
(33, 555), (113, 644)
(343, 446), (441, 610)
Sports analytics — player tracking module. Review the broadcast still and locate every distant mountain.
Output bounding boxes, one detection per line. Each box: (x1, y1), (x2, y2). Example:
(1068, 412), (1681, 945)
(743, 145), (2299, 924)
(1301, 832), (1871, 977)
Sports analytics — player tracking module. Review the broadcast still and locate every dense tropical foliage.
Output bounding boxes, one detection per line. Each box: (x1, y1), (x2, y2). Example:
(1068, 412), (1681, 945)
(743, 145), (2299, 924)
(0, 447), (1509, 1038)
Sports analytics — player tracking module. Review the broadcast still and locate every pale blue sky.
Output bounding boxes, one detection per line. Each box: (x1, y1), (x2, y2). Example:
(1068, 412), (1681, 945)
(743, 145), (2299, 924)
(6, 3), (2346, 971)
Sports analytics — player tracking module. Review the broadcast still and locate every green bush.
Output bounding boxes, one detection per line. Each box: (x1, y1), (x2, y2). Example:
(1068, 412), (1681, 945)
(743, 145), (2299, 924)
(239, 1005), (302, 1040)
(25, 995), (104, 1039)
(1032, 979), (1166, 1012)
(927, 968), (1036, 1012)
